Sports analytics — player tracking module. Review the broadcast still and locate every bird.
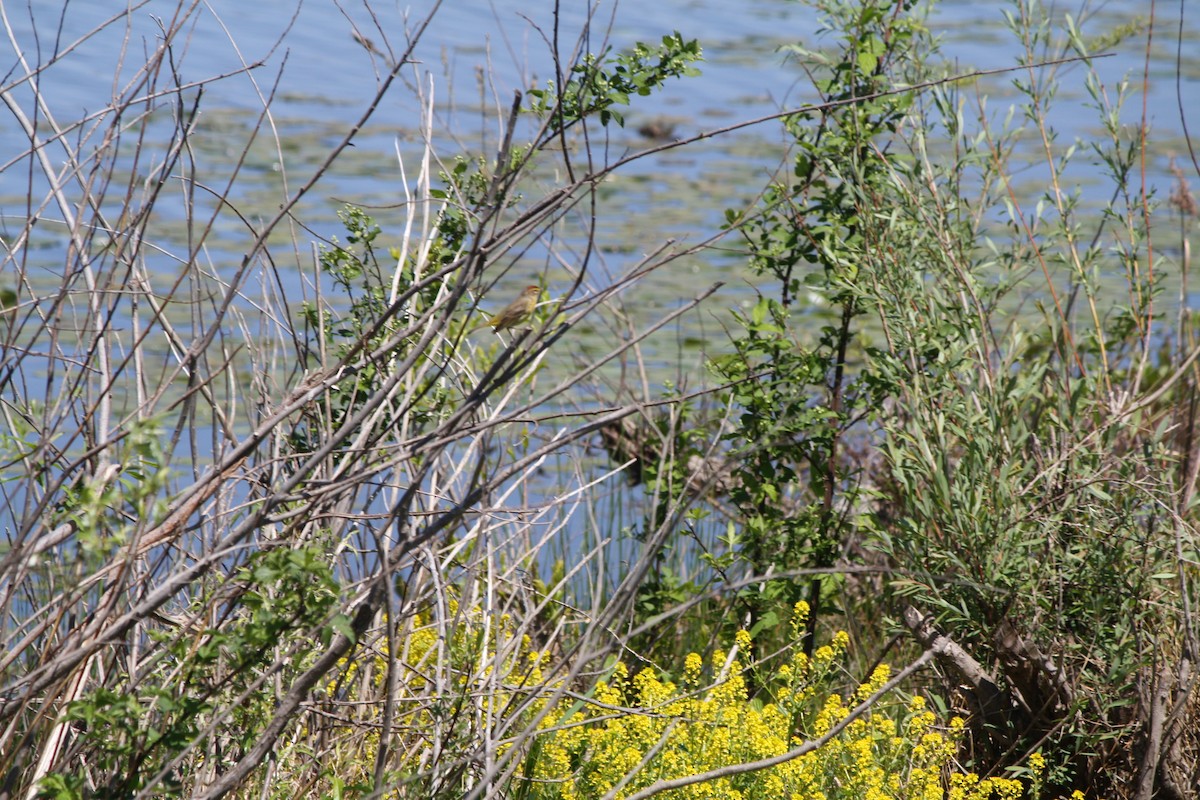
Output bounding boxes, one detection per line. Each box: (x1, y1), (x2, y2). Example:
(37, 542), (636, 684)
(487, 285), (542, 331)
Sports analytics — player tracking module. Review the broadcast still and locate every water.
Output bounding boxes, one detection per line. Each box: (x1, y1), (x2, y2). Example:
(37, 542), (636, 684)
(1, 0), (1196, 441)
(5, 0), (1191, 279)
(0, 0), (1196, 657)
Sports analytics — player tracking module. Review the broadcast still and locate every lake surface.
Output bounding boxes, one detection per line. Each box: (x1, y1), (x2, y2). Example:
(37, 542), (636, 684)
(1, 0), (1196, 367)
(1, 0), (1197, 605)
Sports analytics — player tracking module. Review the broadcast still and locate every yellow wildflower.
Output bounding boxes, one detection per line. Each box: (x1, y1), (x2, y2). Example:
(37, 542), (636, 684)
(854, 664), (891, 701)
(684, 652), (704, 684)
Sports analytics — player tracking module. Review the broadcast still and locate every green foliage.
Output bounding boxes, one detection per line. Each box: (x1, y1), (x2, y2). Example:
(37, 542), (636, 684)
(292, 205), (458, 459)
(303, 206), (387, 345)
(711, 298), (835, 569)
(44, 542), (340, 798)
(237, 543), (343, 647)
(48, 419), (170, 567)
(695, 0), (928, 667)
(823, 2), (1183, 789)
(528, 33), (702, 129)
(429, 153), (524, 258)
(692, 0), (1197, 793)
(752, 0), (925, 306)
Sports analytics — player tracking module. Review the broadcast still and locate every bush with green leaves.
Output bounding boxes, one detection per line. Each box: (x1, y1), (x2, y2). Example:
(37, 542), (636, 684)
(695, 0), (1198, 795)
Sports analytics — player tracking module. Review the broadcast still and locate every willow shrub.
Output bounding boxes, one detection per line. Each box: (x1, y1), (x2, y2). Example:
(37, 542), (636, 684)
(698, 0), (1198, 794)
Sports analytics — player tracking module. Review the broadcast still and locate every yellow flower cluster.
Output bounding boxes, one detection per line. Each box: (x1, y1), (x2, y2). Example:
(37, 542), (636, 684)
(288, 598), (1042, 800)
(527, 604), (1032, 800)
(298, 597), (558, 794)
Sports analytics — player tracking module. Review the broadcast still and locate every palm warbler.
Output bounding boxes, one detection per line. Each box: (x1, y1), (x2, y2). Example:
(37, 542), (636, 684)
(487, 285), (541, 331)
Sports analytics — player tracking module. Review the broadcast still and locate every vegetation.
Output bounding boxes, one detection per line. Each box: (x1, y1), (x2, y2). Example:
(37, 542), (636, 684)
(0, 0), (1195, 798)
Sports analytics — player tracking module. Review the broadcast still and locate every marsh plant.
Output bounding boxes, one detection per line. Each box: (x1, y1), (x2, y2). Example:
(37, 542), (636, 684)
(0, 0), (1195, 798)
